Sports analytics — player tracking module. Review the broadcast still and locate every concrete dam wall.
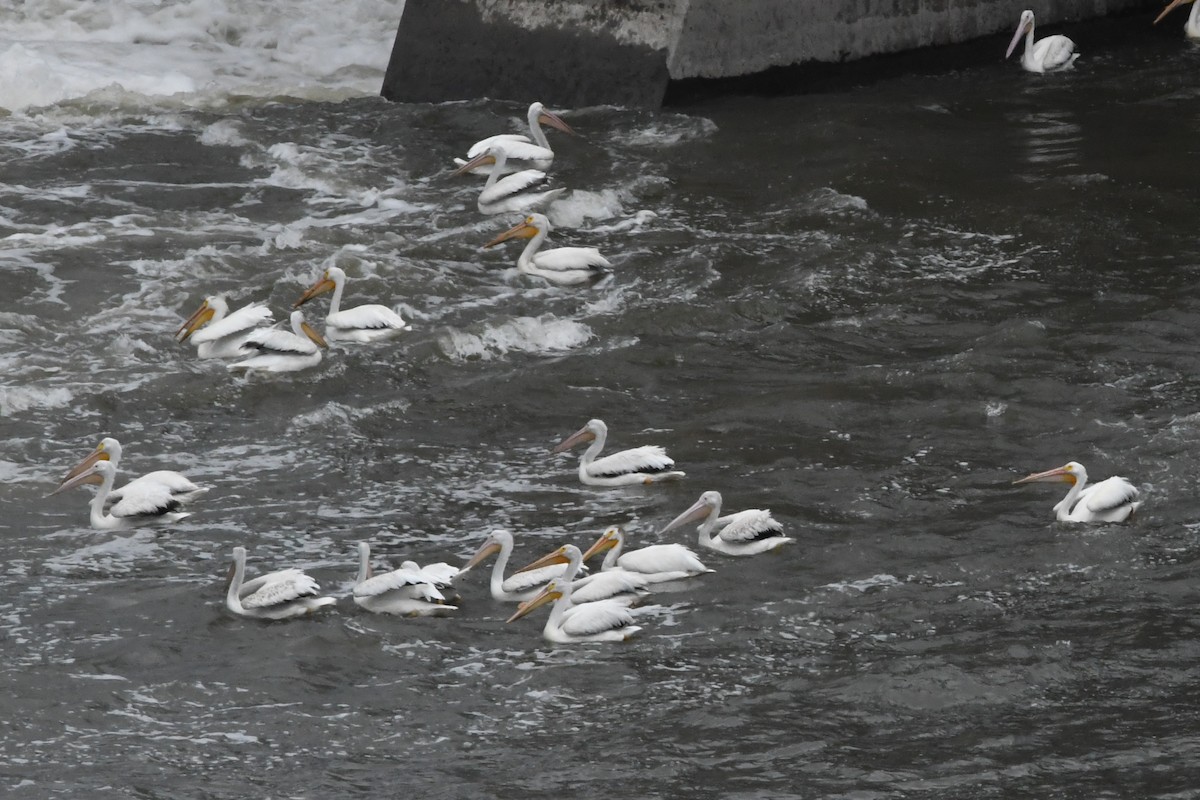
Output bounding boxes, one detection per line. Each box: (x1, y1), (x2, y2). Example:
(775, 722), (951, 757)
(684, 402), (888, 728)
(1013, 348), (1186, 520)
(381, 0), (1163, 108)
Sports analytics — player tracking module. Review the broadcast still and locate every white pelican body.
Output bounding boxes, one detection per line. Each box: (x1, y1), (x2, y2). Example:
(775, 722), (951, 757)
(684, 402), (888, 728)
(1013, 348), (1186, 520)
(1013, 461), (1141, 523)
(582, 525), (712, 584)
(662, 491), (792, 556)
(485, 213), (611, 286)
(176, 296), (274, 359)
(454, 102), (575, 175)
(1005, 10), (1079, 73)
(454, 143), (566, 216)
(1154, 0), (1200, 38)
(352, 542), (457, 617)
(459, 529), (575, 602)
(228, 310), (327, 373)
(518, 544), (648, 606)
(53, 460), (191, 530)
(294, 266), (409, 342)
(506, 574), (642, 644)
(225, 546), (336, 620)
(553, 418), (685, 487)
(55, 437), (207, 512)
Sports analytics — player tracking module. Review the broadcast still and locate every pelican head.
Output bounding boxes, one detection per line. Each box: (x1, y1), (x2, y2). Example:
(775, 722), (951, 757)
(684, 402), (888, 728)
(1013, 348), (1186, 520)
(661, 491), (722, 533)
(294, 266), (345, 309)
(176, 295), (227, 342)
(460, 529), (511, 573)
(290, 310), (329, 348)
(52, 437), (120, 494)
(515, 543), (580, 575)
(1012, 461), (1084, 486)
(1154, 0), (1196, 24)
(552, 418), (606, 454)
(505, 579), (563, 623)
(581, 525), (623, 562)
(52, 458), (115, 496)
(484, 213), (548, 249)
(529, 102), (576, 137)
(1005, 9), (1036, 59)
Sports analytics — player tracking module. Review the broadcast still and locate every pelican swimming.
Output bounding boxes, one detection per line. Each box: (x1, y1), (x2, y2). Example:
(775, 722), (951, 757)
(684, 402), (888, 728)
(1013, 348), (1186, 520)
(225, 546), (337, 620)
(506, 574), (642, 644)
(661, 491), (792, 556)
(517, 543), (648, 606)
(453, 142), (566, 216)
(553, 418), (685, 487)
(581, 525), (712, 584)
(227, 310), (327, 373)
(1013, 461), (1142, 523)
(459, 529), (575, 602)
(175, 295), (274, 358)
(54, 437), (207, 510)
(52, 460), (191, 530)
(293, 265), (409, 342)
(454, 101), (576, 175)
(484, 213), (611, 286)
(352, 542), (458, 617)
(1005, 9), (1079, 73)
(1154, 0), (1200, 38)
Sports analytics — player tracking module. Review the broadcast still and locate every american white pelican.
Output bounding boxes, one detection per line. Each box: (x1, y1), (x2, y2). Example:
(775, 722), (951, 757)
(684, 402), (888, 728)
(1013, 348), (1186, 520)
(453, 143), (566, 216)
(517, 543), (648, 606)
(293, 266), (409, 342)
(581, 525), (712, 584)
(175, 296), (274, 358)
(485, 213), (611, 286)
(225, 546), (337, 620)
(352, 542), (458, 617)
(1013, 461), (1142, 523)
(458, 529), (575, 602)
(55, 437), (207, 510)
(1005, 10), (1079, 73)
(553, 418), (685, 487)
(1154, 0), (1200, 38)
(227, 310), (327, 373)
(661, 491), (792, 556)
(506, 574), (642, 644)
(454, 101), (576, 175)
(52, 460), (191, 530)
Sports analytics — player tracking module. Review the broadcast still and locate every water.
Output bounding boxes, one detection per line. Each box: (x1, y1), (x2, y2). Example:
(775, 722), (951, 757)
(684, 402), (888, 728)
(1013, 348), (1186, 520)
(4, 3), (1200, 797)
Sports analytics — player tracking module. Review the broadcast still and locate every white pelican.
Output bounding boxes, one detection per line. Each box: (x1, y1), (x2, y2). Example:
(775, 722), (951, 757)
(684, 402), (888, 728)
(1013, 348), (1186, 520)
(52, 460), (191, 530)
(553, 418), (685, 487)
(1005, 10), (1079, 73)
(484, 213), (611, 286)
(453, 143), (566, 216)
(506, 575), (642, 644)
(227, 310), (327, 373)
(454, 101), (576, 175)
(661, 491), (792, 556)
(225, 546), (337, 620)
(1154, 0), (1200, 38)
(458, 529), (575, 602)
(175, 296), (274, 358)
(581, 525), (712, 584)
(54, 437), (207, 510)
(352, 542), (457, 617)
(293, 266), (409, 342)
(517, 543), (648, 606)
(1013, 461), (1142, 523)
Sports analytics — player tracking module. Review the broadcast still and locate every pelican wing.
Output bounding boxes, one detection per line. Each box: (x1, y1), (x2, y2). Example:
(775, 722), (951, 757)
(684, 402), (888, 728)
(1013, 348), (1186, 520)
(241, 572), (322, 609)
(108, 481), (183, 519)
(479, 169), (548, 205)
(244, 328), (317, 355)
(501, 563), (565, 594)
(1078, 477), (1139, 515)
(354, 567), (444, 602)
(618, 543), (707, 575)
(466, 134), (532, 159)
(716, 509), (784, 544)
(240, 568), (305, 598)
(327, 304), (407, 332)
(587, 445), (676, 479)
(560, 600), (637, 637)
(532, 247), (612, 273)
(190, 303), (273, 343)
(571, 570), (647, 603)
(1033, 35), (1076, 70)
(417, 561), (460, 587)
(111, 470), (203, 505)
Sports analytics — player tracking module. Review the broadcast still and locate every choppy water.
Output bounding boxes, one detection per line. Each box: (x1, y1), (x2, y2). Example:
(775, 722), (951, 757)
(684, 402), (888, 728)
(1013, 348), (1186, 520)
(4, 3), (1200, 798)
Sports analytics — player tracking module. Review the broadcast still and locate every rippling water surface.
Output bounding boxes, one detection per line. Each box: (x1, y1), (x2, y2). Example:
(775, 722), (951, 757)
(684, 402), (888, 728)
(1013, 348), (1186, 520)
(4, 5), (1200, 798)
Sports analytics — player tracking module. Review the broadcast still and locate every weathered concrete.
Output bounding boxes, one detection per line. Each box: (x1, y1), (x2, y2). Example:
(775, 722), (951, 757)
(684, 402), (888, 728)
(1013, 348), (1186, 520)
(381, 0), (1163, 107)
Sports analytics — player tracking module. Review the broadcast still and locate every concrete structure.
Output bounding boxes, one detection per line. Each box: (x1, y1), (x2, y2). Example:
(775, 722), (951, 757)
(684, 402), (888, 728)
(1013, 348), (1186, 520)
(382, 0), (1162, 108)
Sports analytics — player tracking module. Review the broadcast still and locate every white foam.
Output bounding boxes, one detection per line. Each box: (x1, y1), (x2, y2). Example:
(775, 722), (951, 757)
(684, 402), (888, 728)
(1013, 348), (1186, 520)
(437, 316), (594, 361)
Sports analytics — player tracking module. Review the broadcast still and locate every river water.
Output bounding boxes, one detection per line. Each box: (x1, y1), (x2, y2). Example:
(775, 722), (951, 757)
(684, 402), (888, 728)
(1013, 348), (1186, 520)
(3, 2), (1200, 798)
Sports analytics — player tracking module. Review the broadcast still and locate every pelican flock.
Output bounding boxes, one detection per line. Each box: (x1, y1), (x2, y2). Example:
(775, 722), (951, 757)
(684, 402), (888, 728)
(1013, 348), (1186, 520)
(1005, 9), (1079, 73)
